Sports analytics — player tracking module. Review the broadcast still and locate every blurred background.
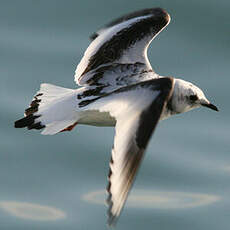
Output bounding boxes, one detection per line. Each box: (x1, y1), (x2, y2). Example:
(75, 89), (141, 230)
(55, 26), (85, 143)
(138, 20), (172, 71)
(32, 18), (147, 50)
(1, 0), (229, 229)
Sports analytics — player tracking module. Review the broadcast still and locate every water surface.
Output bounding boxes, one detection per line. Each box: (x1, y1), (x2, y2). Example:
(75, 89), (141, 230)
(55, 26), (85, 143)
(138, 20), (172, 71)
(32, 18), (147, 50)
(1, 0), (229, 229)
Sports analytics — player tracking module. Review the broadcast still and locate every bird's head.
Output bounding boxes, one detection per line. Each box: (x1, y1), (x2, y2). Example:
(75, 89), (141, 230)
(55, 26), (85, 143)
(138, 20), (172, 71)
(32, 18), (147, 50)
(172, 79), (218, 114)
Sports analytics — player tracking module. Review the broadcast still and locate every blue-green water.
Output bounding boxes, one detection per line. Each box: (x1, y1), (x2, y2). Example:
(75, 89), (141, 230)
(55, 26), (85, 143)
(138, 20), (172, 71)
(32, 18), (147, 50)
(1, 0), (229, 229)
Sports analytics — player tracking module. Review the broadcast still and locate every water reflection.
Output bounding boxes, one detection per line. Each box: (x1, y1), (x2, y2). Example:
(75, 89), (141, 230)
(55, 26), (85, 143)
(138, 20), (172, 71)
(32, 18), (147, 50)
(82, 189), (220, 209)
(0, 201), (66, 221)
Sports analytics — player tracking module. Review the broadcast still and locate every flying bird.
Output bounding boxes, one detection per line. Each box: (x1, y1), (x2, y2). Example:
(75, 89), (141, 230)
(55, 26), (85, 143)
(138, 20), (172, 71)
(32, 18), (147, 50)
(15, 8), (218, 226)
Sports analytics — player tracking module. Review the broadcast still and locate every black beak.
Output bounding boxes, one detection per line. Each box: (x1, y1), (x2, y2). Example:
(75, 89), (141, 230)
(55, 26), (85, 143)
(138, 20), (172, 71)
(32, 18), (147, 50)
(201, 103), (219, 111)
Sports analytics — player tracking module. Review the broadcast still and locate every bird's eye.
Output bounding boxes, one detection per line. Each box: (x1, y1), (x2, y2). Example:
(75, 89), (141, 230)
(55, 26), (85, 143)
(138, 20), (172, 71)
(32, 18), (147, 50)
(189, 95), (198, 101)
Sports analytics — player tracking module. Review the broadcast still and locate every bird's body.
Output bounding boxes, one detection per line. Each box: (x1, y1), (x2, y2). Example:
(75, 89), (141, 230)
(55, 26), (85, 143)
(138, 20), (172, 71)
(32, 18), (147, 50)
(15, 8), (218, 226)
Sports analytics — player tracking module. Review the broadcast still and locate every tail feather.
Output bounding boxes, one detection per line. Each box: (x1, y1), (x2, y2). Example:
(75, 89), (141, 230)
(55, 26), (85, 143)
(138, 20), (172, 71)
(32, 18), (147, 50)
(14, 114), (44, 130)
(15, 83), (81, 135)
(24, 93), (42, 116)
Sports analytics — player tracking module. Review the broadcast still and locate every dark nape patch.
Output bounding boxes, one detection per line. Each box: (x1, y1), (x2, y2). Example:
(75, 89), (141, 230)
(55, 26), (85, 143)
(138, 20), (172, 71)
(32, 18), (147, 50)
(84, 8), (169, 76)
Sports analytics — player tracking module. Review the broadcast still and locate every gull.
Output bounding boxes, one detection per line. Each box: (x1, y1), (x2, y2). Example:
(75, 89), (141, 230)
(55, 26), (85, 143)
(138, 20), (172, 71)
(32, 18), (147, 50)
(14, 8), (218, 226)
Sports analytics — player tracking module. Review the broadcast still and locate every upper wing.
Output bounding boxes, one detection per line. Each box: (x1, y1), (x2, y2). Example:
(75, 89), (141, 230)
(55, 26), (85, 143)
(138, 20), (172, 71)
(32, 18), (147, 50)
(75, 8), (170, 86)
(86, 77), (173, 225)
(89, 8), (169, 41)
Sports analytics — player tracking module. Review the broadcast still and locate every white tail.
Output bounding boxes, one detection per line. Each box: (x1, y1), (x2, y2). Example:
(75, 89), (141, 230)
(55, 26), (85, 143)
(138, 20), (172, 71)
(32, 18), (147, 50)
(15, 83), (81, 135)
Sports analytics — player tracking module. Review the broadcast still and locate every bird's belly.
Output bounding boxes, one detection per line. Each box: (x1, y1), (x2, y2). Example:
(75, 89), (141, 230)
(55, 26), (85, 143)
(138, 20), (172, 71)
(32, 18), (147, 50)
(78, 110), (116, 127)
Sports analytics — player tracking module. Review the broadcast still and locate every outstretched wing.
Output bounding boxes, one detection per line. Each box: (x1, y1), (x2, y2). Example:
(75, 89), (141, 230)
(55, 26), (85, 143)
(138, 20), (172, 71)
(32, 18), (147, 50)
(89, 8), (169, 41)
(107, 78), (173, 225)
(87, 77), (173, 225)
(75, 8), (170, 87)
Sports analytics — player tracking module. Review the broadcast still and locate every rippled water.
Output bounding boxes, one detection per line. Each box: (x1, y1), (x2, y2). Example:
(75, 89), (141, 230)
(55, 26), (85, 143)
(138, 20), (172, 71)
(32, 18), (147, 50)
(1, 0), (229, 229)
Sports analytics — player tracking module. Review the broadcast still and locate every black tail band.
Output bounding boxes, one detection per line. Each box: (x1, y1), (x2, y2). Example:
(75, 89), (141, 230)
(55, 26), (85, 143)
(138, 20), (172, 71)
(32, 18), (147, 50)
(14, 114), (44, 130)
